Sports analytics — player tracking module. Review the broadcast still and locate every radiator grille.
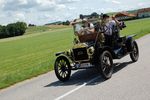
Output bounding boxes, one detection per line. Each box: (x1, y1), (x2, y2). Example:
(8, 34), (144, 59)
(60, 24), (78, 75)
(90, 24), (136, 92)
(73, 47), (89, 61)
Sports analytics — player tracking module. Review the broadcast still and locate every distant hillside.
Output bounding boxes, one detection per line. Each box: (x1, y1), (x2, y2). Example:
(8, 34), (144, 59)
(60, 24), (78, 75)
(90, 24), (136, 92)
(45, 21), (62, 25)
(107, 7), (150, 15)
(45, 7), (150, 25)
(45, 20), (70, 26)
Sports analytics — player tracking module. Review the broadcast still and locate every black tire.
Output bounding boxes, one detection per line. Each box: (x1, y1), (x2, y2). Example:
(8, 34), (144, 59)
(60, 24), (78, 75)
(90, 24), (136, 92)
(54, 56), (71, 82)
(130, 41), (139, 62)
(98, 50), (113, 79)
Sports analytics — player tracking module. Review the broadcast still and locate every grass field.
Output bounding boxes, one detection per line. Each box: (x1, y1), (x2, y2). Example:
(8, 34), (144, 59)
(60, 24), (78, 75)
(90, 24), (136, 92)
(0, 18), (150, 89)
(121, 18), (150, 38)
(25, 25), (70, 35)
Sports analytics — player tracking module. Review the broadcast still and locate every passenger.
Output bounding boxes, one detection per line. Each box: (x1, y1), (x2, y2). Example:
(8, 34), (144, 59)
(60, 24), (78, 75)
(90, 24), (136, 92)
(81, 18), (95, 35)
(70, 18), (95, 36)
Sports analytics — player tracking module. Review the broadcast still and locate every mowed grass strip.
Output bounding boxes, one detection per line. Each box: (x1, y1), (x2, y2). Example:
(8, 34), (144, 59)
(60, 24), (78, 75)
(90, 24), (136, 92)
(0, 18), (150, 89)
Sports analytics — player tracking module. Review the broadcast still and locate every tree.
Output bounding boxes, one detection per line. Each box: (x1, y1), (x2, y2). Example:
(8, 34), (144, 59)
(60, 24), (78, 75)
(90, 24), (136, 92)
(65, 20), (70, 25)
(7, 23), (16, 37)
(0, 22), (27, 39)
(62, 20), (70, 25)
(15, 22), (27, 35)
(0, 25), (3, 38)
(91, 12), (99, 18)
(28, 24), (36, 27)
(0, 26), (9, 38)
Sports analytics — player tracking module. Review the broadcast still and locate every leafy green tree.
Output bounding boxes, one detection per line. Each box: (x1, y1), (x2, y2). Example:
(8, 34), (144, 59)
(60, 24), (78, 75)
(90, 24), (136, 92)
(7, 23), (16, 37)
(62, 20), (70, 25)
(0, 25), (3, 38)
(91, 12), (99, 18)
(0, 22), (27, 39)
(15, 22), (27, 35)
(65, 20), (70, 25)
(0, 26), (8, 38)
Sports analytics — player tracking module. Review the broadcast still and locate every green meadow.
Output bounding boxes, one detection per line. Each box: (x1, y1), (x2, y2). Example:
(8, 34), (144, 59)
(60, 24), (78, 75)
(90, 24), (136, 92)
(121, 18), (150, 38)
(0, 18), (150, 89)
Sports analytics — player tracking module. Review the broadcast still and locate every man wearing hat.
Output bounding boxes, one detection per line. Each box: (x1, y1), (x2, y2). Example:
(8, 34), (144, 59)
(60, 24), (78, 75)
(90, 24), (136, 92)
(101, 14), (121, 46)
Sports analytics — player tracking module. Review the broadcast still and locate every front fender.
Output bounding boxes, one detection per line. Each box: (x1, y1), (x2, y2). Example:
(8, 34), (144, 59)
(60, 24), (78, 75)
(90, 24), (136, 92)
(126, 36), (134, 52)
(55, 53), (73, 64)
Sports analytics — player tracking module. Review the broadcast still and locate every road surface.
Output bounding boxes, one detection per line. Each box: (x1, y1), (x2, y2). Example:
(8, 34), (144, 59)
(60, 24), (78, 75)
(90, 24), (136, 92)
(0, 35), (150, 100)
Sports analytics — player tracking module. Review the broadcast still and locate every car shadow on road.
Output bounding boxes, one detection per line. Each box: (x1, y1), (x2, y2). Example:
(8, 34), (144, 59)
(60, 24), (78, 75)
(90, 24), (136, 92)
(45, 61), (133, 87)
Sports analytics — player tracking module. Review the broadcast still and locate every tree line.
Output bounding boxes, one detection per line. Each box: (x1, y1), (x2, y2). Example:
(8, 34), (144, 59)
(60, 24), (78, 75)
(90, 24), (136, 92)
(0, 22), (27, 39)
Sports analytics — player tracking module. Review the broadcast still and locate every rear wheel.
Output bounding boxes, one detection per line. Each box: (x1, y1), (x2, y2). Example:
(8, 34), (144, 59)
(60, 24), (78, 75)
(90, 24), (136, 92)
(130, 41), (139, 62)
(98, 51), (113, 79)
(54, 56), (71, 82)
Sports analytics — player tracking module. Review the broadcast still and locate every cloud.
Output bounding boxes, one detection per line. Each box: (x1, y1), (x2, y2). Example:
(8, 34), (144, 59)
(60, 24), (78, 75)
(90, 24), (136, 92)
(68, 7), (76, 10)
(112, 0), (121, 4)
(0, 0), (4, 4)
(138, 2), (150, 7)
(104, 0), (121, 4)
(15, 12), (26, 21)
(0, 0), (5, 8)
(0, 0), (149, 25)
(2, 0), (68, 12)
(3, 0), (32, 11)
(56, 4), (66, 10)
(57, 0), (80, 4)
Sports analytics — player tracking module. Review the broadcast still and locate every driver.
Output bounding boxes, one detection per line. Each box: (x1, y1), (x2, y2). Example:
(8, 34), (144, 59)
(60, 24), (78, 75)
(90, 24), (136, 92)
(101, 14), (121, 46)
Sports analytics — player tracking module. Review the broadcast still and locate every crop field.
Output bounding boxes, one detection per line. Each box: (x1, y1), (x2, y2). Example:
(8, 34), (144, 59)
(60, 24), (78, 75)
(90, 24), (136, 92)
(0, 18), (150, 89)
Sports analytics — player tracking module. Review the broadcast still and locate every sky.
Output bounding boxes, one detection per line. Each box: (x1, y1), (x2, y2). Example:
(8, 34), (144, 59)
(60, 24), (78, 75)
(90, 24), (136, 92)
(0, 0), (150, 25)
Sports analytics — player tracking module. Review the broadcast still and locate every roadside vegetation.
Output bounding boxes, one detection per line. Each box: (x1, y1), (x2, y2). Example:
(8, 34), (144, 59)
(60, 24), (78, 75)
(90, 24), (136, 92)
(0, 18), (149, 89)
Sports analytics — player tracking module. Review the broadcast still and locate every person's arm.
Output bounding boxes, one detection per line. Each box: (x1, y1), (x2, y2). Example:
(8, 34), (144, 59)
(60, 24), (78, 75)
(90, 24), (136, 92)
(86, 28), (95, 33)
(70, 20), (83, 26)
(112, 16), (120, 26)
(70, 21), (77, 25)
(86, 23), (95, 33)
(112, 16), (125, 30)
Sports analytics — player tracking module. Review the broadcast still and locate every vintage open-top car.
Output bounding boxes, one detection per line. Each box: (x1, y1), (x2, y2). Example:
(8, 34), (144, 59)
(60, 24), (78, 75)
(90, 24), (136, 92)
(54, 17), (139, 82)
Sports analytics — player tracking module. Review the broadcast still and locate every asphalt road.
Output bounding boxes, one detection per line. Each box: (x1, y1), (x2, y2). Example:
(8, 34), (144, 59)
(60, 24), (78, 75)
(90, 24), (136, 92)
(0, 35), (150, 100)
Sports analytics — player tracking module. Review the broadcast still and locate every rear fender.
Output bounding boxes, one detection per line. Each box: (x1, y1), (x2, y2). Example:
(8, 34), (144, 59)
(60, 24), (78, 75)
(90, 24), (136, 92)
(98, 46), (116, 59)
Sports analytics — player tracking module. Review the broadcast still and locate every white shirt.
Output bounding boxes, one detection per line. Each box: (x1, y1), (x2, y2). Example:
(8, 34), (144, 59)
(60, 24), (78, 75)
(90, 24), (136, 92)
(88, 23), (94, 29)
(84, 23), (94, 34)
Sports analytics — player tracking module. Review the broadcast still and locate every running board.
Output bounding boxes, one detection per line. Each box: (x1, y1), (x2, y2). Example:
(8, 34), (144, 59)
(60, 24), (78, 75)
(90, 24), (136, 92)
(71, 63), (95, 70)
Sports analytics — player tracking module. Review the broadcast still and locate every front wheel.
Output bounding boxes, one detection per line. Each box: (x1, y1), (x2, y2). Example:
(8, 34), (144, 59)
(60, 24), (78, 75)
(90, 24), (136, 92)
(98, 51), (113, 79)
(130, 41), (139, 62)
(54, 56), (71, 82)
